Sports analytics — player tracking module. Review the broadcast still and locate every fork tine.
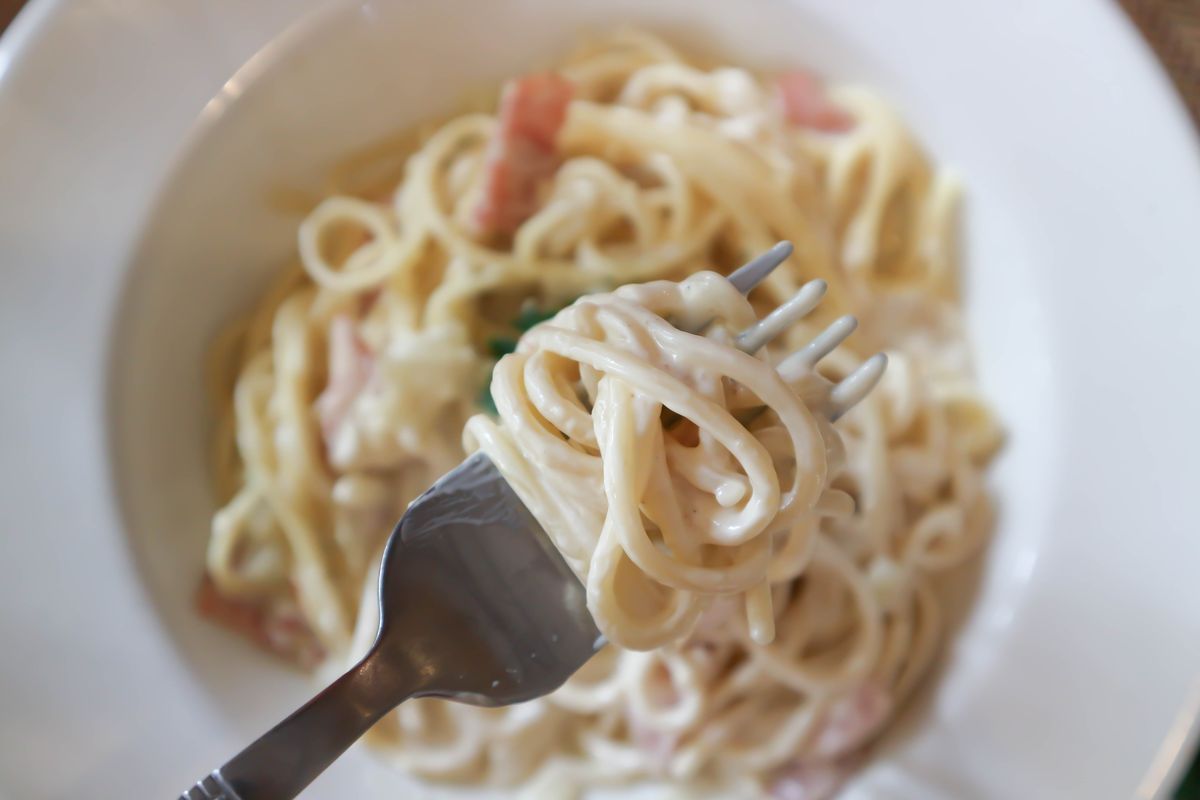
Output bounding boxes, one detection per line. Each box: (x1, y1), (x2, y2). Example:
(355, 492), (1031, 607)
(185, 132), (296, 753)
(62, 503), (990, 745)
(829, 353), (888, 420)
(688, 243), (887, 426)
(727, 241), (794, 295)
(735, 279), (827, 354)
(777, 315), (858, 381)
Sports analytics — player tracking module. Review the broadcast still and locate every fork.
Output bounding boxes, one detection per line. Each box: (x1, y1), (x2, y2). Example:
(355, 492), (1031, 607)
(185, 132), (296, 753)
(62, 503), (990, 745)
(179, 241), (885, 800)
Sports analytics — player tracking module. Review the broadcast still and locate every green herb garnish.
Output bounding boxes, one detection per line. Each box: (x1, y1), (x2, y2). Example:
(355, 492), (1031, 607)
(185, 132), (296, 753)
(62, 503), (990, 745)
(487, 336), (519, 359)
(477, 383), (498, 415)
(515, 305), (561, 332)
(476, 299), (577, 415)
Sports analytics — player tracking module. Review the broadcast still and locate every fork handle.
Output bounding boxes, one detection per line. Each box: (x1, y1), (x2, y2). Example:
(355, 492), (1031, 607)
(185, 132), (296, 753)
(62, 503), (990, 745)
(179, 647), (412, 800)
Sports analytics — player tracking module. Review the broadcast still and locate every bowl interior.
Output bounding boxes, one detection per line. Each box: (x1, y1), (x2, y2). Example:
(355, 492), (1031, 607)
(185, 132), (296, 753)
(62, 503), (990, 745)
(108, 0), (1063, 796)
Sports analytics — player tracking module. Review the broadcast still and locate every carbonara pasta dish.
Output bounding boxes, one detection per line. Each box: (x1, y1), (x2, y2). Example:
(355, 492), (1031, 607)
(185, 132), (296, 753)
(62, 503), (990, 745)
(202, 30), (1001, 798)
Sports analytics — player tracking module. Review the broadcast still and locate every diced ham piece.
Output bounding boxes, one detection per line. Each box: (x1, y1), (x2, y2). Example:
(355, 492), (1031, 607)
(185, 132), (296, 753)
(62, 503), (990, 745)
(628, 718), (679, 774)
(626, 666), (684, 773)
(357, 287), (382, 316)
(769, 760), (848, 800)
(810, 682), (893, 760)
(315, 314), (375, 451)
(768, 684), (891, 798)
(775, 71), (853, 132)
(261, 609), (326, 670)
(195, 577), (324, 668)
(472, 73), (574, 235)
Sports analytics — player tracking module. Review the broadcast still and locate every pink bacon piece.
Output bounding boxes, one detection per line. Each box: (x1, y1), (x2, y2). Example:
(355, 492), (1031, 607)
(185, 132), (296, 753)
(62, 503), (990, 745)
(769, 760), (849, 800)
(315, 314), (375, 453)
(768, 683), (892, 798)
(628, 719), (680, 775)
(775, 70), (854, 133)
(472, 73), (574, 235)
(810, 682), (893, 761)
(195, 577), (325, 668)
(625, 663), (686, 774)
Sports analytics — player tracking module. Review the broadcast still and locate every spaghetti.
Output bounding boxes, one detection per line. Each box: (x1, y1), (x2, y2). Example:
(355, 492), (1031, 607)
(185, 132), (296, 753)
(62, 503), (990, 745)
(203, 30), (1000, 797)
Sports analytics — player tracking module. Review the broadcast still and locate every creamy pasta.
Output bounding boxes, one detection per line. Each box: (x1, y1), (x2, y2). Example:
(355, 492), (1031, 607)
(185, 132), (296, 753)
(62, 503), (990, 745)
(202, 29), (1000, 798)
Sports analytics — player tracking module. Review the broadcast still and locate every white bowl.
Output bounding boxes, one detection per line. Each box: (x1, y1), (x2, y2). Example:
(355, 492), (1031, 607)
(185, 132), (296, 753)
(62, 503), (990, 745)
(3, 0), (1200, 798)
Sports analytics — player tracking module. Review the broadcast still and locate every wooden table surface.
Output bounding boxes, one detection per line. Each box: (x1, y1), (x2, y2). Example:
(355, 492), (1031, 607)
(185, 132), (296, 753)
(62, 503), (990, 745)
(1122, 0), (1200, 125)
(1, 0), (22, 33)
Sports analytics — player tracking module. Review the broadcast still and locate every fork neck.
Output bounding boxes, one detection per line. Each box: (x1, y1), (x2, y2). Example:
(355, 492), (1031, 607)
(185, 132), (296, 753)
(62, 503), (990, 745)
(212, 644), (415, 799)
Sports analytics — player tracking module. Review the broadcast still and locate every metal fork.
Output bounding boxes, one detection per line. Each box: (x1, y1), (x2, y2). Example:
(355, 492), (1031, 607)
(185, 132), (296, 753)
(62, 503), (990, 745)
(179, 242), (884, 800)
